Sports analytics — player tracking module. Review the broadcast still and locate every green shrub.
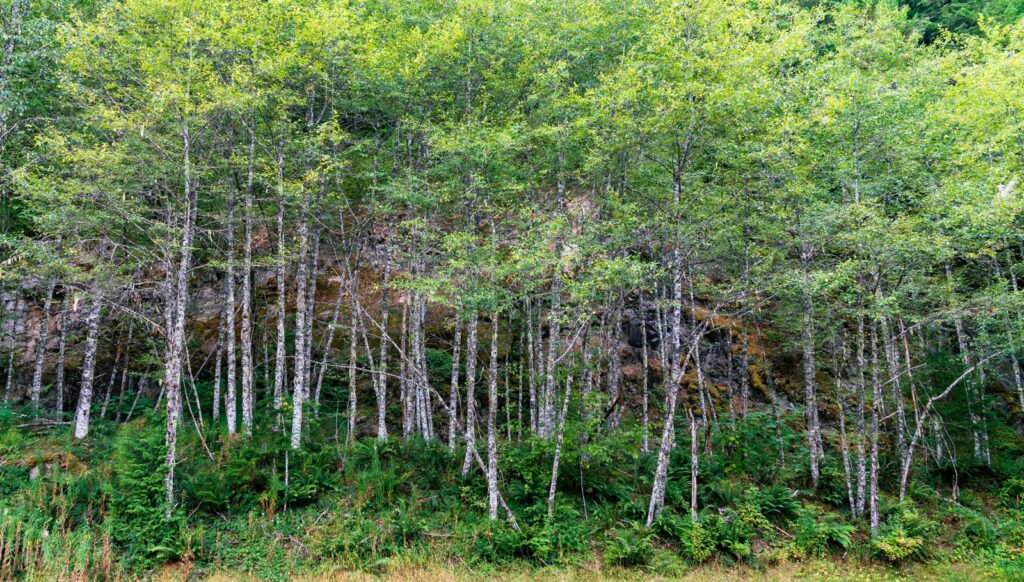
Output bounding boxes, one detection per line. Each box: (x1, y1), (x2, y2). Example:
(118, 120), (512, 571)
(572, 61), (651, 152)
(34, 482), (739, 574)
(749, 485), (800, 522)
(105, 418), (178, 568)
(655, 513), (716, 563)
(871, 504), (935, 563)
(604, 521), (653, 567)
(789, 507), (855, 558)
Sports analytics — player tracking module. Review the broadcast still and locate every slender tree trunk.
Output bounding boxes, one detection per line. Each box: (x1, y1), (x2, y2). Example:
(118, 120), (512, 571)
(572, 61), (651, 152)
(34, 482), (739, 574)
(486, 313), (500, 520)
(73, 292), (103, 439)
(164, 132), (199, 518)
(882, 314), (909, 474)
(400, 299), (411, 439)
(646, 251), (687, 527)
(29, 278), (55, 408)
(290, 189), (311, 450)
(504, 353), (512, 441)
(376, 250), (391, 441)
(947, 264), (986, 463)
(740, 323), (751, 417)
(607, 300), (624, 431)
(115, 366), (130, 424)
(314, 276), (345, 416)
(461, 310), (479, 476)
(517, 348), (524, 442)
(273, 157), (288, 425)
(641, 314), (650, 454)
(101, 326), (129, 419)
(240, 124), (256, 435)
(54, 296), (68, 416)
(543, 278), (562, 438)
(801, 259), (821, 489)
(526, 299), (537, 435)
(869, 322), (881, 533)
(225, 191), (238, 435)
(547, 349), (577, 519)
(212, 306), (225, 423)
(688, 406), (699, 522)
(855, 313), (867, 518)
(347, 273), (359, 444)
(449, 308), (462, 451)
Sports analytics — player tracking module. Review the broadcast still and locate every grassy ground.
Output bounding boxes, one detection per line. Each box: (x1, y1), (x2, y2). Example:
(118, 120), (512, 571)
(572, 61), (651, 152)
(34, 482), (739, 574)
(152, 560), (999, 582)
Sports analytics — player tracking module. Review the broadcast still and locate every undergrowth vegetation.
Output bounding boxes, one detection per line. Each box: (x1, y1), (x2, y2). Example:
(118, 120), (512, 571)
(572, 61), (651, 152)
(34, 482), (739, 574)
(1, 404), (1021, 580)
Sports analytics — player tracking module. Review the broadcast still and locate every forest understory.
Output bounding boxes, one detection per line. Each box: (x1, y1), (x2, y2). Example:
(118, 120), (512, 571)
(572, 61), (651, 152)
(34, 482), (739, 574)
(1, 0), (1024, 579)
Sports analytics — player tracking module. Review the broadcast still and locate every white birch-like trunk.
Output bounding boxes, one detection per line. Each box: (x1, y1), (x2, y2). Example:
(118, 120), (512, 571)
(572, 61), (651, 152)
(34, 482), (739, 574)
(547, 357), (574, 519)
(225, 190), (238, 435)
(29, 278), (55, 407)
(486, 313), (499, 520)
(449, 309), (462, 451)
(240, 124), (255, 435)
(376, 251), (391, 440)
(73, 292), (103, 439)
(461, 310), (479, 476)
(273, 157), (288, 424)
(54, 296), (68, 416)
(289, 190), (311, 450)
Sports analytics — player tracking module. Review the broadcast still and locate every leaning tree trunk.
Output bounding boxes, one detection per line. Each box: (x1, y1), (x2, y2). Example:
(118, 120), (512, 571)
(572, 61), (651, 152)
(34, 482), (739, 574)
(313, 276), (345, 416)
(73, 291), (103, 439)
(547, 354), (576, 519)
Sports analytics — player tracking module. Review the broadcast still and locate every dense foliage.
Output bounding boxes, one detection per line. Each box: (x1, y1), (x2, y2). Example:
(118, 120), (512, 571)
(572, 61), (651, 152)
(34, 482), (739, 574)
(0, 0), (1022, 579)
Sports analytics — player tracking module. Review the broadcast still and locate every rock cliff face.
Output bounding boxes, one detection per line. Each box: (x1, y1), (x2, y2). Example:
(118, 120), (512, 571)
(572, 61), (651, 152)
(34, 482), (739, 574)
(2, 261), (805, 418)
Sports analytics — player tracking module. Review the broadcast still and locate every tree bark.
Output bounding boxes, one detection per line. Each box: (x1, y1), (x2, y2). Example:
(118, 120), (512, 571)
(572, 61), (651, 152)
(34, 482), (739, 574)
(240, 123), (256, 435)
(449, 308), (462, 451)
(164, 129), (199, 518)
(73, 292), (103, 439)
(376, 250), (391, 440)
(547, 355), (575, 519)
(54, 296), (68, 416)
(347, 273), (359, 444)
(29, 278), (55, 408)
(461, 310), (479, 476)
(225, 190), (238, 435)
(290, 188), (311, 450)
(486, 313), (500, 520)
(212, 305), (225, 423)
(273, 155), (288, 426)
(801, 257), (821, 489)
(313, 276), (345, 416)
